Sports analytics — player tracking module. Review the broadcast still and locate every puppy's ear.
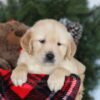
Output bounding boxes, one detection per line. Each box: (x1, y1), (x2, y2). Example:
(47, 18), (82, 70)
(20, 30), (33, 55)
(65, 37), (77, 60)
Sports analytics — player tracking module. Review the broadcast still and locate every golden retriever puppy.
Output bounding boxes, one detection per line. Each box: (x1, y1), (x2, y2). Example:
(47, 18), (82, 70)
(11, 19), (86, 100)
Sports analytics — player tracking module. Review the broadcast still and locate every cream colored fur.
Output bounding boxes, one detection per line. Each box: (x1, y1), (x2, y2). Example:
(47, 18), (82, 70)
(11, 19), (86, 100)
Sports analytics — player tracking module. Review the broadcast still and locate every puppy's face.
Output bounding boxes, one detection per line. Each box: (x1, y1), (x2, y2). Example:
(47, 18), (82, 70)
(21, 19), (76, 67)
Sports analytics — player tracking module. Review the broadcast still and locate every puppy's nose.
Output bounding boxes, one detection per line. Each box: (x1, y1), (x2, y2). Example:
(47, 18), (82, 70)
(45, 52), (54, 61)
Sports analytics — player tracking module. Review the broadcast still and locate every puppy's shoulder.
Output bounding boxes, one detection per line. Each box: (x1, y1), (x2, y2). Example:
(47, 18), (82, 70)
(72, 58), (86, 75)
(17, 50), (31, 65)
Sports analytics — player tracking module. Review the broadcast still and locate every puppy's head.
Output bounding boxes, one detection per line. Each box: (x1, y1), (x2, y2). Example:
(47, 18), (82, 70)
(21, 19), (76, 66)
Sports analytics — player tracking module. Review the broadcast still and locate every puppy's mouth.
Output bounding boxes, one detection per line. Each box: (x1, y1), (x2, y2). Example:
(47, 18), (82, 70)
(44, 58), (55, 64)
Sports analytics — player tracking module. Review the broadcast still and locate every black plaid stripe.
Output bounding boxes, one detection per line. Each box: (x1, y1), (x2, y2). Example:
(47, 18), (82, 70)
(62, 75), (81, 100)
(27, 74), (48, 87)
(52, 75), (80, 100)
(0, 77), (20, 100)
(35, 77), (50, 94)
(0, 69), (80, 100)
(26, 90), (47, 100)
(0, 74), (11, 94)
(27, 74), (51, 99)
(3, 89), (21, 100)
(52, 76), (74, 100)
(68, 74), (80, 99)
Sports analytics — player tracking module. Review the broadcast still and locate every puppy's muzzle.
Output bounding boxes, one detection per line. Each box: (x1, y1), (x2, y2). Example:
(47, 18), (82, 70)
(45, 51), (55, 63)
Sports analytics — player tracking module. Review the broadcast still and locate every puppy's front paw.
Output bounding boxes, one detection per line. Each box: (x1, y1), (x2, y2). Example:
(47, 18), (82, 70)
(47, 72), (65, 92)
(11, 69), (27, 86)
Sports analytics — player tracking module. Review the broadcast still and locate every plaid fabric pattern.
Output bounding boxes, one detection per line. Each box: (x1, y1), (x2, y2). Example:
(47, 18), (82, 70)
(0, 68), (80, 100)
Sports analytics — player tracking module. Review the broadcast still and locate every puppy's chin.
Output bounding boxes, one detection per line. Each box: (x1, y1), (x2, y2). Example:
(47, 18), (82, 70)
(40, 60), (55, 67)
(38, 59), (57, 67)
(44, 62), (56, 67)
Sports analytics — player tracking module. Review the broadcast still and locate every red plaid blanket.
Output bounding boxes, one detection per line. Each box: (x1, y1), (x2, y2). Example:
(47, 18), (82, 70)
(0, 68), (80, 100)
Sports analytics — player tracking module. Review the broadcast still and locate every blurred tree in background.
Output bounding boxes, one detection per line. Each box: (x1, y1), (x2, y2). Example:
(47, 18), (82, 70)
(0, 0), (100, 99)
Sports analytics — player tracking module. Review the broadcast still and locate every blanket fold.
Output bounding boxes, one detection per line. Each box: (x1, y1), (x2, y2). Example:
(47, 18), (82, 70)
(0, 68), (80, 100)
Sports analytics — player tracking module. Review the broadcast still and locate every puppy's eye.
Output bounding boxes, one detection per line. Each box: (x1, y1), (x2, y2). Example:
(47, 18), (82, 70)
(57, 42), (62, 46)
(39, 40), (45, 44)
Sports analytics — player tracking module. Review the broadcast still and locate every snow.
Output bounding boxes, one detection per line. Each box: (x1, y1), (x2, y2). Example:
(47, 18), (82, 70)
(88, 0), (100, 9)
